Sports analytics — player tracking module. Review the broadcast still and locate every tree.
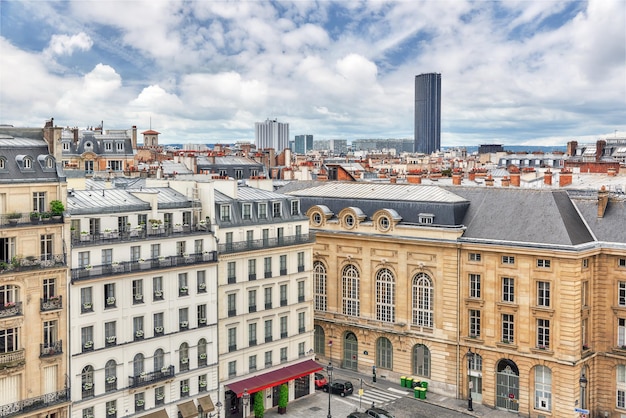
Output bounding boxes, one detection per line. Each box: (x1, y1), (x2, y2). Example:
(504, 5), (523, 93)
(278, 384), (288, 414)
(254, 391), (264, 418)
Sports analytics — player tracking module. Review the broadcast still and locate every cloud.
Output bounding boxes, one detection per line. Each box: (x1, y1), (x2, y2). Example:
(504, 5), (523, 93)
(44, 32), (93, 57)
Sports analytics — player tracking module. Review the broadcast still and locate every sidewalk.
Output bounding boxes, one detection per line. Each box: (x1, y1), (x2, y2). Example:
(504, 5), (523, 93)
(262, 365), (508, 418)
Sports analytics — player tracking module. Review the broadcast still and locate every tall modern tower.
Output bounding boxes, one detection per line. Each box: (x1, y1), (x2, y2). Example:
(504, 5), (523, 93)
(294, 134), (313, 154)
(414, 73), (441, 154)
(255, 118), (290, 151)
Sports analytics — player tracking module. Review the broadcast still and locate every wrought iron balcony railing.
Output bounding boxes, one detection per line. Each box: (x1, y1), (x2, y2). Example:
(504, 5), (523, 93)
(0, 349), (25, 369)
(0, 388), (69, 417)
(129, 365), (175, 388)
(0, 254), (66, 277)
(0, 301), (23, 318)
(40, 296), (62, 312)
(40, 340), (63, 358)
(71, 224), (211, 247)
(218, 233), (314, 254)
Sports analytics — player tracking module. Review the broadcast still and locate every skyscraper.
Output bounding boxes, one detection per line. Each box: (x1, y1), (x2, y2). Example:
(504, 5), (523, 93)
(414, 73), (441, 154)
(255, 118), (290, 151)
(294, 134), (313, 154)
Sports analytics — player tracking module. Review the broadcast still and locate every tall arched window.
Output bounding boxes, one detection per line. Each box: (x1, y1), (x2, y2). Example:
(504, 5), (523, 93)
(198, 339), (207, 365)
(179, 343), (189, 371)
(314, 261), (327, 311)
(314, 325), (326, 355)
(133, 353), (144, 377)
(534, 365), (552, 411)
(412, 273), (433, 328)
(412, 344), (430, 377)
(81, 365), (94, 399)
(376, 337), (393, 369)
(105, 360), (117, 392)
(154, 348), (164, 371)
(342, 264), (360, 316)
(376, 268), (395, 322)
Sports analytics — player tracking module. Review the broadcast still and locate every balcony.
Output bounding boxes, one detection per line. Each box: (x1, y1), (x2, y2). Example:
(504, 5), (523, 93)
(0, 212), (64, 228)
(218, 233), (315, 255)
(0, 349), (25, 369)
(71, 223), (210, 247)
(71, 251), (218, 282)
(40, 296), (62, 312)
(129, 365), (175, 388)
(0, 301), (23, 319)
(0, 388), (69, 417)
(0, 254), (66, 277)
(40, 340), (62, 358)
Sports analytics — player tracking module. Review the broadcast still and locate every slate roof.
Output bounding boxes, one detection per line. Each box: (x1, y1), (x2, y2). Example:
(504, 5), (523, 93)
(67, 187), (192, 215)
(0, 129), (65, 184)
(61, 128), (135, 157)
(571, 193), (626, 245)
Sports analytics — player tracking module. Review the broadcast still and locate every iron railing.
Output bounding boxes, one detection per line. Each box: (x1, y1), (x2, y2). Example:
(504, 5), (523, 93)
(0, 388), (69, 417)
(218, 233), (314, 254)
(71, 224), (211, 247)
(129, 365), (174, 388)
(0, 254), (66, 276)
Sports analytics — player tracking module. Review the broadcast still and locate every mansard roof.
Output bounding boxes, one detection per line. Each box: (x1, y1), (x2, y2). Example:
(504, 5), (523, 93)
(0, 129), (65, 183)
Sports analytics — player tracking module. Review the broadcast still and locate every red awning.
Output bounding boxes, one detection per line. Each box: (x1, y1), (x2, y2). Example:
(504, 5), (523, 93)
(227, 359), (322, 397)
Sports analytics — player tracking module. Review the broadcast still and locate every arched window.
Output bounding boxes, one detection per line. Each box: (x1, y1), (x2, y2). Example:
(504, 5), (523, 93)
(198, 339), (207, 365)
(534, 365), (552, 411)
(105, 360), (117, 392)
(412, 344), (430, 377)
(412, 273), (433, 328)
(314, 261), (327, 311)
(133, 353), (144, 377)
(342, 264), (360, 316)
(179, 343), (189, 371)
(376, 268), (395, 322)
(154, 348), (164, 371)
(314, 325), (325, 355)
(81, 365), (94, 398)
(376, 337), (393, 369)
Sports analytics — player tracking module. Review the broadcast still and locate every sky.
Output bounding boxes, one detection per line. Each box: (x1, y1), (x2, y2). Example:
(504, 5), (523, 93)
(1, 0), (625, 147)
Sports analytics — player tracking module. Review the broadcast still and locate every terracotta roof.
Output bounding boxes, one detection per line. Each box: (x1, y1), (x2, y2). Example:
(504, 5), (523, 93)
(141, 129), (161, 135)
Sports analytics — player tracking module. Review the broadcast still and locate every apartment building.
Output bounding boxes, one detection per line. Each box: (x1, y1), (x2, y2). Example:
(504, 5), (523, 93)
(67, 185), (219, 418)
(0, 128), (70, 417)
(209, 179), (318, 418)
(281, 181), (626, 418)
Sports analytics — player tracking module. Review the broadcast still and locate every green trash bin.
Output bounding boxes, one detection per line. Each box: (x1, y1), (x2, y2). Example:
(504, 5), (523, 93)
(421, 381), (429, 391)
(419, 388), (426, 399)
(414, 388), (420, 398)
(406, 377), (413, 388)
(401, 376), (406, 387)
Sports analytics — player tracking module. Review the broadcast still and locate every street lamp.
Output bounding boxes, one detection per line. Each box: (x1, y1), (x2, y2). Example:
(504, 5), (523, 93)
(327, 362), (334, 418)
(242, 389), (250, 418)
(467, 348), (474, 412)
(580, 373), (588, 410)
(209, 400), (222, 418)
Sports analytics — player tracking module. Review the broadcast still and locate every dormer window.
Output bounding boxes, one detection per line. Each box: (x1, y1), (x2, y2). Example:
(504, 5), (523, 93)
(290, 200), (300, 215)
(272, 202), (281, 218)
(62, 142), (70, 151)
(116, 142), (124, 152)
(24, 158), (32, 169)
(84, 141), (93, 151)
(104, 142), (113, 151)
(0, 157), (6, 170)
(220, 205), (231, 222)
(418, 213), (434, 224)
(16, 155), (34, 171)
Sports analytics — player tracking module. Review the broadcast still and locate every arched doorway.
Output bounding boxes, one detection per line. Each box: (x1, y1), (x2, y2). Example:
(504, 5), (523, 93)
(343, 332), (358, 370)
(496, 359), (519, 412)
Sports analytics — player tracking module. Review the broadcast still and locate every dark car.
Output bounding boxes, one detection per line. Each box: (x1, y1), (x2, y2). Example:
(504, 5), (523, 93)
(315, 372), (328, 389)
(347, 413), (370, 418)
(366, 407), (395, 418)
(323, 380), (354, 396)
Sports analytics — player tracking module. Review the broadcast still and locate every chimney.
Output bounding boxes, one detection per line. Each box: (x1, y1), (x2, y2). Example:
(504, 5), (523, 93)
(468, 170), (476, 182)
(544, 169), (552, 186)
(595, 140), (606, 162)
(485, 174), (494, 187)
(559, 169), (573, 187)
(132, 126), (137, 148)
(452, 171), (462, 185)
(598, 186), (609, 218)
(501, 176), (510, 187)
(608, 167), (617, 177)
(508, 165), (521, 187)
(566, 140), (578, 157)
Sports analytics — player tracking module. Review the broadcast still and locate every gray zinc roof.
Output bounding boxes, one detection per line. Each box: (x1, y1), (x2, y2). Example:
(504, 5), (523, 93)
(68, 187), (192, 215)
(571, 194), (626, 245)
(0, 130), (64, 184)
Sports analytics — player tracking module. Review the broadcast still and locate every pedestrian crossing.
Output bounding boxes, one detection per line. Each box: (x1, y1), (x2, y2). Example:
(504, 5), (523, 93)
(346, 386), (408, 407)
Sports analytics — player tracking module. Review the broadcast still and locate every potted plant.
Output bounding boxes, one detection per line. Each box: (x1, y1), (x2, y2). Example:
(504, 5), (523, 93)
(277, 383), (288, 414)
(49, 200), (64, 217)
(254, 391), (264, 418)
(30, 211), (40, 223)
(41, 211), (52, 221)
(7, 212), (21, 224)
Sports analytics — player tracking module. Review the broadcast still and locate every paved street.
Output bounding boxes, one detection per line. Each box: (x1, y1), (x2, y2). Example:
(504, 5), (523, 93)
(260, 366), (516, 418)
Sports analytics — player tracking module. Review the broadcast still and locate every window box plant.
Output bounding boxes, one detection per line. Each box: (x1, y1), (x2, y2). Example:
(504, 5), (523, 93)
(83, 340), (93, 349)
(182, 385), (189, 392)
(82, 302), (92, 310)
(134, 294), (143, 300)
(135, 330), (144, 337)
(199, 318), (207, 324)
(107, 408), (116, 415)
(181, 357), (189, 364)
(154, 290), (163, 297)
(83, 382), (93, 390)
(106, 297), (116, 305)
(106, 336), (117, 343)
(161, 366), (169, 373)
(199, 380), (207, 387)
(155, 326), (164, 333)
(49, 200), (64, 216)
(136, 399), (144, 406)
(180, 321), (188, 328)
(198, 282), (206, 290)
(156, 393), (165, 401)
(199, 353), (207, 359)
(106, 376), (117, 384)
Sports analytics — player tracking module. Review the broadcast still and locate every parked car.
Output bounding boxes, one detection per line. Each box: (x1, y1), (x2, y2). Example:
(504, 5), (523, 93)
(366, 407), (395, 418)
(347, 413), (370, 418)
(315, 372), (328, 389)
(323, 380), (354, 396)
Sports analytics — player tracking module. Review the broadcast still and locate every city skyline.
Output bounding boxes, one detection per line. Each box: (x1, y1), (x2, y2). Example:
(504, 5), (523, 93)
(1, 1), (624, 146)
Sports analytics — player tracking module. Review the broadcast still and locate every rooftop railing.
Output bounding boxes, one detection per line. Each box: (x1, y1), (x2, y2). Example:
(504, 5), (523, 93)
(218, 233), (315, 254)
(0, 254), (66, 277)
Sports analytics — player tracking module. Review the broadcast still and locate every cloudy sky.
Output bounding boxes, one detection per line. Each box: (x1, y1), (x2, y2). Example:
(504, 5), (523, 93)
(1, 0), (624, 146)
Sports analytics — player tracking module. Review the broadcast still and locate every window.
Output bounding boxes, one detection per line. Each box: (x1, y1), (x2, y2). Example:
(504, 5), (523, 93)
(194, 239), (203, 254)
(582, 281), (589, 307)
(272, 202), (281, 218)
(198, 304), (207, 326)
(249, 323), (257, 346)
(280, 316), (288, 338)
(620, 258), (626, 268)
(259, 203), (267, 219)
(502, 277), (515, 303)
(179, 273), (188, 296)
(342, 264), (360, 316)
(537, 281), (550, 307)
(617, 365), (626, 408)
(619, 318), (626, 347)
(134, 392), (145, 412)
(133, 317), (144, 340)
(80, 326), (93, 351)
(101, 248), (112, 265)
(179, 308), (189, 330)
(33, 192), (46, 213)
(376, 268), (395, 323)
(106, 400), (117, 418)
(132, 279), (143, 304)
(312, 212), (322, 226)
(537, 319), (550, 349)
(179, 343), (190, 371)
(78, 251), (90, 269)
(248, 259), (257, 280)
(228, 262), (236, 284)
(83, 407), (94, 418)
(104, 283), (116, 308)
(298, 342), (305, 357)
(220, 205), (231, 222)
(228, 328), (237, 352)
(130, 246), (141, 262)
(228, 294), (236, 317)
(154, 313), (164, 335)
(418, 213), (434, 224)
(198, 374), (208, 392)
(262, 228), (269, 245)
(249, 355), (257, 372)
(502, 314), (515, 343)
(246, 230), (254, 243)
(264, 287), (272, 309)
(181, 378), (190, 396)
(81, 287), (93, 313)
(378, 215), (390, 231)
(534, 366), (552, 411)
(621, 282), (626, 306)
(280, 284), (287, 306)
(314, 262), (327, 311)
(155, 386), (165, 405)
(43, 278), (56, 300)
(298, 252), (305, 272)
(225, 232), (233, 251)
(298, 312), (305, 333)
(376, 337), (393, 369)
(412, 273), (433, 328)
(105, 360), (117, 392)
(468, 253), (481, 262)
(280, 347), (288, 362)
(280, 255), (287, 275)
(154, 349), (165, 372)
(264, 350), (272, 367)
(234, 169), (243, 179)
(469, 309), (481, 338)
(151, 243), (161, 259)
(344, 213), (355, 228)
(242, 204), (251, 220)
(197, 270), (207, 293)
(105, 321), (116, 346)
(298, 281), (305, 303)
(537, 259), (551, 268)
(291, 200), (299, 215)
(412, 344), (430, 377)
(177, 241), (186, 255)
(469, 274), (481, 298)
(40, 234), (53, 260)
(198, 339), (207, 365)
(264, 257), (272, 278)
(265, 320), (273, 343)
(248, 289), (257, 313)
(153, 276), (163, 300)
(502, 255), (515, 265)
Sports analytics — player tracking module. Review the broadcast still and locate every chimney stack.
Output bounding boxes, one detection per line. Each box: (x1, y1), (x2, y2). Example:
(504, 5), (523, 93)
(544, 169), (552, 186)
(452, 170), (462, 185)
(508, 165), (521, 187)
(501, 176), (510, 187)
(559, 169), (573, 187)
(485, 174), (494, 187)
(598, 186), (609, 218)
